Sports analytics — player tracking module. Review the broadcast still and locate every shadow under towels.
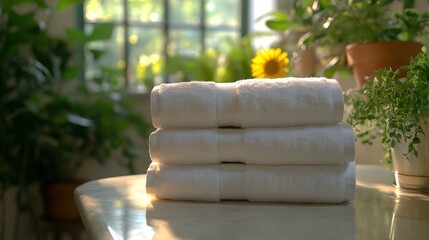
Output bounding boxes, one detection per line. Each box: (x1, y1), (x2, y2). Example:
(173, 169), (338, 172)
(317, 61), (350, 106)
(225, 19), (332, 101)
(146, 163), (355, 203)
(151, 78), (344, 128)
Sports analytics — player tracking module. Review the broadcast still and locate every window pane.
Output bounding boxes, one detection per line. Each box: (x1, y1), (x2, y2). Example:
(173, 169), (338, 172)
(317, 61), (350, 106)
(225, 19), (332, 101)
(84, 25), (124, 82)
(169, 30), (201, 56)
(83, 0), (244, 86)
(169, 0), (200, 25)
(129, 0), (163, 23)
(206, 0), (239, 27)
(128, 28), (164, 86)
(84, 0), (123, 22)
(205, 31), (239, 51)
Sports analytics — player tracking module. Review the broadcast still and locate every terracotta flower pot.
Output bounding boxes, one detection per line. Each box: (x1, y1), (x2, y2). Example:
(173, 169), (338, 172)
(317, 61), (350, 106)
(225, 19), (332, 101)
(346, 41), (423, 87)
(391, 121), (429, 193)
(294, 47), (320, 77)
(40, 181), (85, 220)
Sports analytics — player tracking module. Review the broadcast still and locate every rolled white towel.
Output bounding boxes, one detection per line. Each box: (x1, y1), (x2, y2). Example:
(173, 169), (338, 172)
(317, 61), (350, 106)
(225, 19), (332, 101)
(149, 124), (355, 165)
(146, 162), (356, 203)
(151, 78), (344, 128)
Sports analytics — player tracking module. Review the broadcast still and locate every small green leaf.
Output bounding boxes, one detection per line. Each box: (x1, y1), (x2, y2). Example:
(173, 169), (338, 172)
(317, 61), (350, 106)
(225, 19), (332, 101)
(266, 20), (295, 31)
(256, 11), (288, 21)
(301, 0), (314, 8)
(8, 11), (37, 29)
(323, 67), (336, 78)
(66, 23), (114, 43)
(90, 49), (105, 60)
(319, 0), (331, 8)
(404, 8), (418, 18)
(402, 0), (415, 9)
(62, 67), (80, 80)
(66, 28), (87, 42)
(56, 0), (84, 11)
(87, 23), (115, 41)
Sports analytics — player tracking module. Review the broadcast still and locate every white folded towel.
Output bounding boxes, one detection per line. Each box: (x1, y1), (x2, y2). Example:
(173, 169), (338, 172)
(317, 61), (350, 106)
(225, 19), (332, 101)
(146, 162), (356, 203)
(151, 78), (344, 128)
(149, 124), (355, 165)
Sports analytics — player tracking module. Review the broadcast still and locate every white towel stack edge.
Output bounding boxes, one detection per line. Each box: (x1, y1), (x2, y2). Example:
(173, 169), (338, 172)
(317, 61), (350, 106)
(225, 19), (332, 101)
(146, 77), (356, 203)
(151, 77), (344, 128)
(149, 124), (355, 165)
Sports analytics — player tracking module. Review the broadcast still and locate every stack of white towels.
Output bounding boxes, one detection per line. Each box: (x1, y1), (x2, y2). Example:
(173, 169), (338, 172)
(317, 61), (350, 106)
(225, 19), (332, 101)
(146, 78), (356, 203)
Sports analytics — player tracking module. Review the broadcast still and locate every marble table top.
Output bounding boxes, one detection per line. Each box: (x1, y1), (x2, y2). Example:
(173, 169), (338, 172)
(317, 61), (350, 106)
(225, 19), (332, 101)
(74, 165), (429, 240)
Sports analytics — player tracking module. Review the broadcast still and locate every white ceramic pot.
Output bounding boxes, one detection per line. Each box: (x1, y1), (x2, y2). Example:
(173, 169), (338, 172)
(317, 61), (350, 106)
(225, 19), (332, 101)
(391, 122), (429, 192)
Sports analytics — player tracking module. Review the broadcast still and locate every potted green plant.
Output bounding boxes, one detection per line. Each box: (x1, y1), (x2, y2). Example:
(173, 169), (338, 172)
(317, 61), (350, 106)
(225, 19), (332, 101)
(346, 48), (429, 192)
(264, 0), (428, 85)
(36, 79), (151, 220)
(0, 0), (151, 238)
(319, 0), (428, 86)
(259, 0), (327, 77)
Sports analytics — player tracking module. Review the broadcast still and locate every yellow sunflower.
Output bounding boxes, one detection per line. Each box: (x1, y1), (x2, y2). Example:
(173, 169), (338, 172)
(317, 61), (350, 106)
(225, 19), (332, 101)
(251, 48), (289, 78)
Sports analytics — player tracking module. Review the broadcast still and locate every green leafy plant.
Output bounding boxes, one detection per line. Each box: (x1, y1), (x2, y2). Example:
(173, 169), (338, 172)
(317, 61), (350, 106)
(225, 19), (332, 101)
(260, 0), (332, 47)
(395, 9), (429, 41)
(319, 0), (429, 78)
(321, 1), (429, 45)
(0, 0), (151, 239)
(260, 0), (350, 77)
(0, 0), (151, 182)
(0, 1), (63, 237)
(263, 0), (429, 78)
(346, 48), (429, 163)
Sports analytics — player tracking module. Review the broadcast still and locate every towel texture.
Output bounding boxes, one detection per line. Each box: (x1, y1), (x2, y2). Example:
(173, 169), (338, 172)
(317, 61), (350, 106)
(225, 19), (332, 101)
(149, 124), (355, 165)
(151, 78), (344, 128)
(146, 162), (356, 203)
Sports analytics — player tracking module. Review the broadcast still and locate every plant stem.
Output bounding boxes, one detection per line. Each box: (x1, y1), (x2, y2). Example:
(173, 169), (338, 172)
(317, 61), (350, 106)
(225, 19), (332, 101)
(12, 201), (20, 240)
(13, 143), (27, 240)
(0, 183), (5, 240)
(23, 186), (42, 240)
(0, 8), (6, 240)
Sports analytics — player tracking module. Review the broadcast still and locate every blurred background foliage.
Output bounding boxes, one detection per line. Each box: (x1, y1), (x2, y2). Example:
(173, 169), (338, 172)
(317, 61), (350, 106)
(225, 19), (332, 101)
(0, 1), (151, 238)
(139, 36), (255, 87)
(83, 0), (249, 87)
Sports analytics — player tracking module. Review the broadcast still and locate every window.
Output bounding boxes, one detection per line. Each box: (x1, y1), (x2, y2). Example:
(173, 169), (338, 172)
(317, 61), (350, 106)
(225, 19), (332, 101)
(83, 0), (249, 87)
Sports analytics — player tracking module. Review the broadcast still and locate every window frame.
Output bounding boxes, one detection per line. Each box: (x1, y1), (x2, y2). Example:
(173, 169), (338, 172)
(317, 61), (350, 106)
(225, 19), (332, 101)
(81, 0), (249, 86)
